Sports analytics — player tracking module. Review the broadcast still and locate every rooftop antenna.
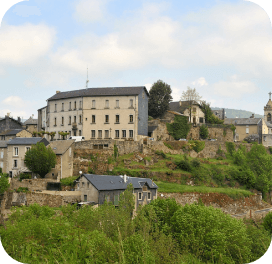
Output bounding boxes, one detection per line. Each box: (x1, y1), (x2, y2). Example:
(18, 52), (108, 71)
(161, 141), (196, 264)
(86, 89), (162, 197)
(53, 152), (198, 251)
(86, 66), (89, 88)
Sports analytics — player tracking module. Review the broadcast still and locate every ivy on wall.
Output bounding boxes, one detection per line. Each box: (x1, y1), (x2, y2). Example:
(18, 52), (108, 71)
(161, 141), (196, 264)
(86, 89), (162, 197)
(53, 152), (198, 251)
(166, 116), (191, 140)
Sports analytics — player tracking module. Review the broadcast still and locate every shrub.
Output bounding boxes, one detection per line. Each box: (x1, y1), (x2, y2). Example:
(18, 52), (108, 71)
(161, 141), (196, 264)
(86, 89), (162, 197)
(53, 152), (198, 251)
(155, 150), (166, 159)
(191, 159), (201, 168)
(189, 140), (205, 153)
(166, 115), (191, 140)
(60, 176), (78, 187)
(233, 148), (247, 166)
(199, 125), (208, 139)
(175, 160), (191, 172)
(19, 173), (32, 181)
(269, 146), (272, 154)
(88, 167), (95, 174)
(163, 142), (173, 149)
(114, 144), (118, 159)
(16, 187), (29, 193)
(262, 212), (272, 235)
(225, 141), (236, 157)
(171, 204), (252, 263)
(0, 174), (10, 194)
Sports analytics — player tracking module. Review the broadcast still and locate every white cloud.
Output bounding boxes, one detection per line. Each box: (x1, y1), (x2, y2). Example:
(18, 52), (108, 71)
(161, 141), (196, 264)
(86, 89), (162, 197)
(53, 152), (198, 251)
(2, 96), (27, 107)
(73, 0), (110, 23)
(192, 77), (208, 87)
(0, 23), (55, 65)
(213, 77), (258, 98)
(12, 5), (41, 17)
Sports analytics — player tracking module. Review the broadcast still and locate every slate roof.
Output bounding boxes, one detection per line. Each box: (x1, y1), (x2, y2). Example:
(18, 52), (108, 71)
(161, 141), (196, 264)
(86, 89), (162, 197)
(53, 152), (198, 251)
(48, 86), (149, 101)
(148, 126), (157, 133)
(0, 129), (23, 136)
(24, 117), (38, 125)
(169, 101), (198, 114)
(49, 140), (75, 155)
(0, 141), (8, 148)
(82, 174), (158, 191)
(7, 137), (49, 146)
(224, 118), (261, 125)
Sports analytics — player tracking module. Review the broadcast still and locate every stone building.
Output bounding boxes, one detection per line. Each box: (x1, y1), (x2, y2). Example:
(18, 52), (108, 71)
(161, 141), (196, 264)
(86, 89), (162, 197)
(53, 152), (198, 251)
(0, 114), (23, 134)
(211, 109), (225, 120)
(0, 129), (32, 141)
(6, 137), (49, 177)
(169, 101), (205, 124)
(23, 116), (38, 133)
(76, 174), (158, 210)
(0, 141), (8, 172)
(45, 140), (75, 180)
(40, 86), (149, 141)
(37, 106), (47, 132)
(262, 92), (272, 147)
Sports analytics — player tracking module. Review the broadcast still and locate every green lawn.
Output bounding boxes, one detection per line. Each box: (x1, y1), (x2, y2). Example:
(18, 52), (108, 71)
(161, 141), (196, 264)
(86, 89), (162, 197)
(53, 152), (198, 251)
(155, 181), (254, 198)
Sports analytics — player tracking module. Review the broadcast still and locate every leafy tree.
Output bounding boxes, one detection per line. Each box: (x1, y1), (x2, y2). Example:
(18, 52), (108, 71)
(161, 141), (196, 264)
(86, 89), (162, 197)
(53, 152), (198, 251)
(262, 212), (272, 235)
(58, 131), (70, 140)
(148, 80), (173, 118)
(199, 124), (208, 139)
(166, 115), (191, 140)
(24, 143), (57, 178)
(49, 131), (56, 141)
(0, 174), (10, 194)
(119, 183), (135, 218)
(199, 101), (224, 124)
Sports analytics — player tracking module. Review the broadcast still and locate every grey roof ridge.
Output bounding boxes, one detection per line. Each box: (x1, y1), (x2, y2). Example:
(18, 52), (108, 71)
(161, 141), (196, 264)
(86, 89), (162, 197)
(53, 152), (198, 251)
(49, 139), (75, 154)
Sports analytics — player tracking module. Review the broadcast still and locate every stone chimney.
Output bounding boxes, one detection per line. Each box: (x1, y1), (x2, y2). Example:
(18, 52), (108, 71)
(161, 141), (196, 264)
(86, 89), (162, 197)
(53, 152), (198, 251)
(124, 174), (127, 183)
(17, 117), (21, 123)
(56, 91), (60, 94)
(250, 114), (254, 118)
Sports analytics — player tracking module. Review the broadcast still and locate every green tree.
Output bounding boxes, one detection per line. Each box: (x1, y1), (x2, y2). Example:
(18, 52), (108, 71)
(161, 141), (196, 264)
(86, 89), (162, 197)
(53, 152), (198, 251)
(166, 115), (191, 140)
(199, 124), (208, 139)
(24, 143), (57, 178)
(0, 174), (10, 194)
(148, 80), (173, 119)
(58, 131), (70, 140)
(199, 101), (224, 124)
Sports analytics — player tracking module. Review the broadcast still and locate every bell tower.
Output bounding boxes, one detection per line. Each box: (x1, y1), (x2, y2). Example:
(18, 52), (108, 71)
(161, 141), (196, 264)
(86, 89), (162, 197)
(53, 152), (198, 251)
(264, 92), (272, 123)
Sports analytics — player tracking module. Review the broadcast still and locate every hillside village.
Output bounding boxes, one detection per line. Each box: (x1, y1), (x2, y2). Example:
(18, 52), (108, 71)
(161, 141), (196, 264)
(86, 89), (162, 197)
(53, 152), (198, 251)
(0, 85), (272, 215)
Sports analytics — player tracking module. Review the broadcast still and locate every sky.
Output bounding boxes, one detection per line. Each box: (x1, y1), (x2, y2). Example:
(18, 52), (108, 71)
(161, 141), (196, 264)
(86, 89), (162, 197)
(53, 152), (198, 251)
(0, 0), (272, 120)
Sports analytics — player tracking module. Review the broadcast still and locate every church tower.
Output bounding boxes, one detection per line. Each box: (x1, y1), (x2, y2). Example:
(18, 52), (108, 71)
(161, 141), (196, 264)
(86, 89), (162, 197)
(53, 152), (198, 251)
(264, 92), (272, 124)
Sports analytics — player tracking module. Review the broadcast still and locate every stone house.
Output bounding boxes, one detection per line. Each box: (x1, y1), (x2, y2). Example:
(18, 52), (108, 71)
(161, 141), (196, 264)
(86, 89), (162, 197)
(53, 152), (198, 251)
(224, 117), (262, 143)
(23, 116), (38, 133)
(76, 174), (158, 210)
(40, 86), (149, 141)
(0, 129), (32, 141)
(169, 101), (205, 124)
(0, 114), (23, 134)
(37, 106), (47, 132)
(211, 109), (225, 120)
(6, 137), (49, 177)
(0, 141), (8, 173)
(45, 140), (75, 180)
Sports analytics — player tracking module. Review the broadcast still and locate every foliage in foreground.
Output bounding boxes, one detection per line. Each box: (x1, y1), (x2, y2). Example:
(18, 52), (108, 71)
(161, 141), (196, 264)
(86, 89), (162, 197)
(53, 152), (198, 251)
(0, 198), (271, 264)
(0, 173), (9, 194)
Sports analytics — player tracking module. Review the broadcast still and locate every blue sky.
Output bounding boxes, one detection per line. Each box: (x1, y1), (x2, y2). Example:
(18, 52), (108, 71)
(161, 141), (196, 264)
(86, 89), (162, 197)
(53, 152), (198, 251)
(0, 0), (272, 119)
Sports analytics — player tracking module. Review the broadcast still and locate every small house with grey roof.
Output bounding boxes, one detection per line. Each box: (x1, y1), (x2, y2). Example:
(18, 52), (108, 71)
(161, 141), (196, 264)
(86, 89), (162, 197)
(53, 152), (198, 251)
(6, 137), (49, 177)
(76, 174), (158, 209)
(0, 113), (23, 134)
(40, 86), (149, 142)
(23, 116), (38, 133)
(0, 129), (32, 141)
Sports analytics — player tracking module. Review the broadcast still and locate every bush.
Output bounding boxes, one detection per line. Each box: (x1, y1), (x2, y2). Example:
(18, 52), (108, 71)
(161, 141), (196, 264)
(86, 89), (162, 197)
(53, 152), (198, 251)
(225, 142), (236, 157)
(155, 150), (166, 159)
(176, 160), (191, 172)
(171, 204), (252, 263)
(16, 187), (29, 193)
(191, 159), (201, 168)
(262, 212), (272, 235)
(189, 140), (205, 153)
(88, 167), (95, 174)
(166, 115), (191, 140)
(164, 142), (173, 149)
(19, 173), (32, 181)
(199, 125), (208, 139)
(60, 176), (78, 187)
(0, 174), (10, 194)
(269, 147), (272, 154)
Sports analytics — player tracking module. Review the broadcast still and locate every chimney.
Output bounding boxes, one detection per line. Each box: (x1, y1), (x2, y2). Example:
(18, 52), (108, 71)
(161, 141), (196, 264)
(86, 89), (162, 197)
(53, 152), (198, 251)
(6, 112), (10, 117)
(17, 117), (21, 122)
(124, 174), (127, 183)
(56, 91), (60, 94)
(179, 101), (182, 106)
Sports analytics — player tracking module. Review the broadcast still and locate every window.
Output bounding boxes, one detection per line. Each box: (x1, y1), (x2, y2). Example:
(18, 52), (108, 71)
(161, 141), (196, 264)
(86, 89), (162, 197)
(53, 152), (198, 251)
(74, 116), (76, 123)
(84, 195), (87, 202)
(73, 131), (76, 136)
(98, 130), (102, 138)
(105, 115), (109, 123)
(55, 104), (57, 112)
(62, 103), (64, 111)
(14, 147), (19, 156)
(74, 101), (77, 109)
(129, 115), (133, 123)
(79, 130), (82, 136)
(87, 182), (89, 188)
(115, 115), (120, 123)
(115, 130), (119, 138)
(264, 136), (267, 141)
(14, 160), (18, 168)
(138, 192), (142, 200)
(61, 117), (64, 125)
(92, 115), (95, 123)
(268, 113), (271, 122)
(116, 100), (119, 108)
(82, 182), (85, 187)
(79, 115), (82, 123)
(54, 118), (57, 126)
(199, 117), (203, 123)
(69, 102), (72, 110)
(105, 100), (109, 108)
(91, 130), (96, 138)
(193, 107), (196, 112)
(246, 126), (249, 134)
(26, 147), (30, 153)
(92, 100), (96, 108)
(129, 130), (133, 138)
(129, 99), (133, 108)
(69, 116), (71, 125)
(79, 101), (82, 109)
(148, 192), (151, 200)
(105, 130), (109, 138)
(0, 151), (3, 159)
(122, 130), (126, 138)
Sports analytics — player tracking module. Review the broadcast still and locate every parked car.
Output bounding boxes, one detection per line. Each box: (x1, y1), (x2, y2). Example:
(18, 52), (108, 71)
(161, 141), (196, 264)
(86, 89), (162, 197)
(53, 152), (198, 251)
(68, 136), (85, 142)
(208, 139), (217, 141)
(149, 138), (155, 141)
(179, 138), (187, 141)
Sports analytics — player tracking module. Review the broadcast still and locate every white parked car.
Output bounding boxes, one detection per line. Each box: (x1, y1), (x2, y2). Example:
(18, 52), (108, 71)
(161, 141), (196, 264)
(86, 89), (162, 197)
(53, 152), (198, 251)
(178, 138), (187, 141)
(68, 136), (85, 142)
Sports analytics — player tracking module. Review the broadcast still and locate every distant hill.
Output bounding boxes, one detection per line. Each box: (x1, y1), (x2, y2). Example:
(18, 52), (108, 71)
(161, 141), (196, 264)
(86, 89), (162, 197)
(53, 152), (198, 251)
(211, 107), (263, 119)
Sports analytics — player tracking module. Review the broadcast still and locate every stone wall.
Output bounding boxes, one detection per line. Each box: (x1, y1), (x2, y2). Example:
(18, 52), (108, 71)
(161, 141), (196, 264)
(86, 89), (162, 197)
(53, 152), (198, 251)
(10, 178), (59, 192)
(159, 192), (269, 216)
